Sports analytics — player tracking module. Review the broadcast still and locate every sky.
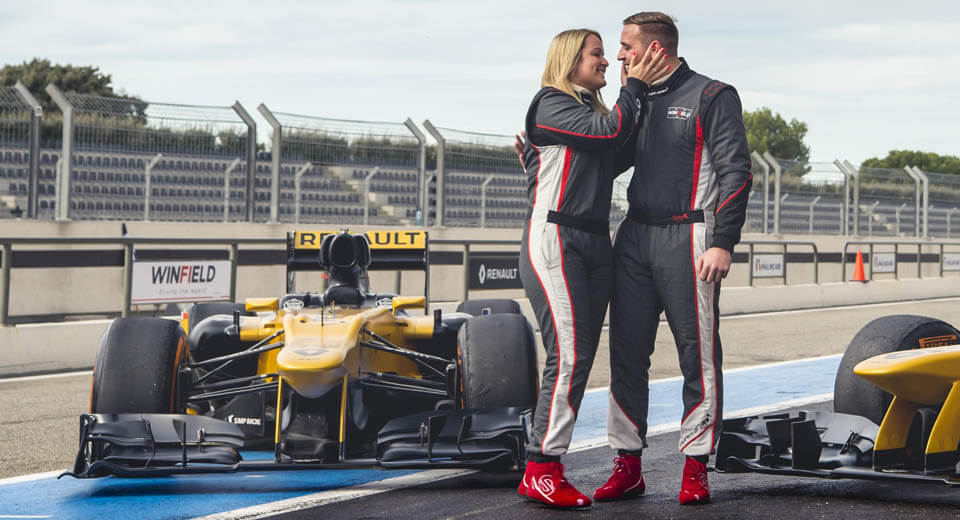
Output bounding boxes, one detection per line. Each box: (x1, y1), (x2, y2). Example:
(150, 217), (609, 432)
(1, 0), (958, 165)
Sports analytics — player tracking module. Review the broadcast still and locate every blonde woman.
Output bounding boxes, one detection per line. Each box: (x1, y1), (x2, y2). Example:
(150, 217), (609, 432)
(517, 28), (668, 509)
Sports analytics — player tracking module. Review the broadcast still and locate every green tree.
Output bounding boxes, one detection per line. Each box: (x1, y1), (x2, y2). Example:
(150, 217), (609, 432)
(742, 107), (810, 164)
(862, 150), (960, 175)
(0, 58), (142, 115)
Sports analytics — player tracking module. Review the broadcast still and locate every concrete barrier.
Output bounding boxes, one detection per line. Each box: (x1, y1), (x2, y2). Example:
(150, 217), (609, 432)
(4, 278), (959, 378)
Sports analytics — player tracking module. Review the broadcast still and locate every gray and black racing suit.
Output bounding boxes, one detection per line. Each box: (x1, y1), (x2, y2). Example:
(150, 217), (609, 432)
(520, 78), (646, 461)
(606, 60), (752, 457)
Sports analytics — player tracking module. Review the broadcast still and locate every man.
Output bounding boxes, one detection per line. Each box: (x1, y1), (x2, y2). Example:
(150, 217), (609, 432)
(593, 12), (752, 505)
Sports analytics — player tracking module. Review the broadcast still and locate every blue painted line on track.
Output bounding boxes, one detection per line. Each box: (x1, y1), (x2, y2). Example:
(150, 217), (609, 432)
(571, 354), (841, 447)
(0, 355), (841, 519)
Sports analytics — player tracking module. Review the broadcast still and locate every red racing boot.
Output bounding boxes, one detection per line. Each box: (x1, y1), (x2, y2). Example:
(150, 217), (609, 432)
(518, 461), (592, 509)
(678, 456), (711, 505)
(593, 453), (645, 501)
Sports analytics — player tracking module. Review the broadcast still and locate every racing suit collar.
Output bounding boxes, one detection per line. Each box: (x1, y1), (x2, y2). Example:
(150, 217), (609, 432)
(647, 58), (692, 97)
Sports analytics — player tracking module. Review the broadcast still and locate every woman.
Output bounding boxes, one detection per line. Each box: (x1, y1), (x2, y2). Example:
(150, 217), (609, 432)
(517, 29), (668, 509)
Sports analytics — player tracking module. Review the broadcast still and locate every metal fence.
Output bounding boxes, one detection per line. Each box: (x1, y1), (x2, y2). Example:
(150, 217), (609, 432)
(4, 83), (960, 237)
(422, 123), (525, 228)
(42, 84), (256, 222)
(0, 84), (40, 218)
(257, 106), (425, 226)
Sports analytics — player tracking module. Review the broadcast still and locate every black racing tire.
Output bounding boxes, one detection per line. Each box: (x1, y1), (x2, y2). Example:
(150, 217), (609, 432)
(455, 299), (521, 317)
(834, 314), (960, 425)
(90, 317), (188, 414)
(456, 314), (538, 409)
(187, 302), (252, 333)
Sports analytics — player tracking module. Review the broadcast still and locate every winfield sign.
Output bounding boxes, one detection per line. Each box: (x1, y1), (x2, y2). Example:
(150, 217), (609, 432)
(131, 260), (232, 304)
(469, 255), (522, 290)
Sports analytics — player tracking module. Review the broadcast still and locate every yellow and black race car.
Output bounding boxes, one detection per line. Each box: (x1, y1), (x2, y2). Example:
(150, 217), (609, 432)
(716, 314), (960, 486)
(66, 230), (539, 478)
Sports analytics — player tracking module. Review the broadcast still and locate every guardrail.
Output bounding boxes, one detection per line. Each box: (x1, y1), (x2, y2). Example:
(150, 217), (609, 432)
(0, 237), (283, 326)
(4, 236), (959, 326)
(742, 240), (819, 286)
(841, 240), (960, 281)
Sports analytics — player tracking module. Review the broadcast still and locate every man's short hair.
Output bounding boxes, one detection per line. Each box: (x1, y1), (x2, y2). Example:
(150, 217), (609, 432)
(623, 12), (678, 55)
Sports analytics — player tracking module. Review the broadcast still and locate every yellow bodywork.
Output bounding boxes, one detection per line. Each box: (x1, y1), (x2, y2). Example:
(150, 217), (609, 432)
(855, 344), (960, 460)
(241, 299), (435, 399)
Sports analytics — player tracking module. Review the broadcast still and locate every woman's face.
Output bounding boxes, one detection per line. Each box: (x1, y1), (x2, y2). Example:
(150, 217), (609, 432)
(569, 34), (608, 90)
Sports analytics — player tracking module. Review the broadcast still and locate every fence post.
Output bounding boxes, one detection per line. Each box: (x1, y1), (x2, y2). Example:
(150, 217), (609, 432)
(949, 208), (959, 238)
(294, 162), (311, 224)
(1, 242), (10, 326)
(750, 151), (769, 234)
(762, 152), (781, 234)
(747, 243), (754, 286)
(403, 119), (427, 226)
(867, 201), (879, 237)
(14, 81), (42, 219)
(363, 167), (379, 225)
(45, 84), (73, 221)
(808, 195), (820, 234)
(462, 243), (470, 301)
(122, 242), (134, 317)
(229, 242), (239, 302)
(910, 166), (929, 238)
(223, 158), (241, 222)
(895, 203), (906, 236)
(842, 160), (861, 236)
(143, 153), (163, 221)
(257, 104), (283, 224)
(422, 120), (445, 228)
(902, 166), (921, 237)
(833, 159), (850, 235)
(231, 102), (257, 223)
(480, 175), (494, 228)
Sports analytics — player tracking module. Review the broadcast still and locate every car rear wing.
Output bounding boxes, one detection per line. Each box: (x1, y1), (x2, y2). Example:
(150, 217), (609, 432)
(285, 230), (430, 305)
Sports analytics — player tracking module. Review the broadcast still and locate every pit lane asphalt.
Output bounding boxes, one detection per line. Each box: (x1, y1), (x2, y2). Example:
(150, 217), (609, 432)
(3, 298), (960, 480)
(274, 402), (960, 520)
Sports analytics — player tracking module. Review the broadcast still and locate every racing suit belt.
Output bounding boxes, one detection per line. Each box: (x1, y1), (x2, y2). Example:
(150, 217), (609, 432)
(626, 209), (704, 226)
(544, 210), (609, 236)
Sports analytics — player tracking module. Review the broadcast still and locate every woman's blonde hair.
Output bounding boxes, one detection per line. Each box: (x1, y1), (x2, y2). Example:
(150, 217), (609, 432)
(541, 29), (610, 115)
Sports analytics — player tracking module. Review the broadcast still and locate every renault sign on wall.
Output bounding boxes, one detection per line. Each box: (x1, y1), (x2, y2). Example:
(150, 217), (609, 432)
(469, 254), (522, 290)
(131, 260), (233, 304)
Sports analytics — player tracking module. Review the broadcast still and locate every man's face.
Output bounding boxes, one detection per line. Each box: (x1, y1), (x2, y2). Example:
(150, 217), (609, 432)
(617, 24), (653, 76)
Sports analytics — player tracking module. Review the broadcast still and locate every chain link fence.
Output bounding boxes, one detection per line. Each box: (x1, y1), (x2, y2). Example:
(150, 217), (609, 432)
(926, 170), (960, 238)
(434, 127), (525, 228)
(0, 88), (33, 218)
(54, 91), (253, 222)
(5, 83), (960, 234)
(270, 112), (421, 225)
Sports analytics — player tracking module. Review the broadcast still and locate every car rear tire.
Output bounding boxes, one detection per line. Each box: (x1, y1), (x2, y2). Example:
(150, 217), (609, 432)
(834, 314), (959, 425)
(90, 317), (189, 414)
(456, 299), (521, 317)
(456, 314), (538, 409)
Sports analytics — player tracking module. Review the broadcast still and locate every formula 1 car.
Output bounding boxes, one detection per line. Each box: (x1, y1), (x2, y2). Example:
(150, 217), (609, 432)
(716, 314), (960, 485)
(65, 230), (539, 478)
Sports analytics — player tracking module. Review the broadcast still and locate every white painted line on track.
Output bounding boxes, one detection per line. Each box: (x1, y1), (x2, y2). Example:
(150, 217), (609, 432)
(0, 515), (52, 519)
(567, 392), (834, 453)
(200, 391), (836, 519)
(0, 471), (64, 486)
(720, 295), (960, 320)
(193, 470), (475, 520)
(585, 353), (842, 394)
(0, 370), (91, 384)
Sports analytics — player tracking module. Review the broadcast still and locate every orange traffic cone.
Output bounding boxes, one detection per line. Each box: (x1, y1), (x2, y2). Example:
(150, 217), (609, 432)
(852, 250), (867, 283)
